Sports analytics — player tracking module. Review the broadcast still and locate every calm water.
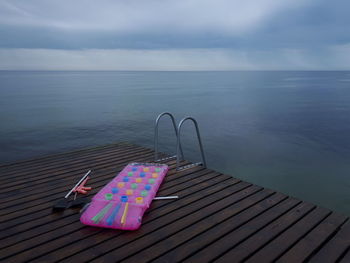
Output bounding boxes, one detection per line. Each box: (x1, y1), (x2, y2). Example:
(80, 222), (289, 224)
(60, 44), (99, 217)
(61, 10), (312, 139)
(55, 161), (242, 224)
(1, 71), (350, 215)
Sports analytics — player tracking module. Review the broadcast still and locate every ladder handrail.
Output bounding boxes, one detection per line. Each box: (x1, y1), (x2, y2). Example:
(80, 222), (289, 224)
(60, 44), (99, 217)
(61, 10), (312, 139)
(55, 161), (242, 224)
(154, 112), (184, 161)
(176, 117), (207, 170)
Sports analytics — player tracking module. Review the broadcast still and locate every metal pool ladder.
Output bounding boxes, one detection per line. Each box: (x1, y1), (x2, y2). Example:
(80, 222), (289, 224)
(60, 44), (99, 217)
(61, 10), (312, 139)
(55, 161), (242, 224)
(154, 113), (207, 171)
(154, 112), (184, 162)
(176, 117), (207, 171)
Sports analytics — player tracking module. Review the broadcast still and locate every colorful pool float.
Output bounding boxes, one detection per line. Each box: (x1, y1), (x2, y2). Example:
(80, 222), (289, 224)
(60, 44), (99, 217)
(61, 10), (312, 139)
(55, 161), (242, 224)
(80, 162), (168, 230)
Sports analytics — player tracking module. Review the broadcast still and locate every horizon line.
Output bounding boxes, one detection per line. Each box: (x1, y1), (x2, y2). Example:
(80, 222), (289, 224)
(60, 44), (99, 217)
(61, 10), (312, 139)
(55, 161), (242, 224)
(1, 69), (350, 72)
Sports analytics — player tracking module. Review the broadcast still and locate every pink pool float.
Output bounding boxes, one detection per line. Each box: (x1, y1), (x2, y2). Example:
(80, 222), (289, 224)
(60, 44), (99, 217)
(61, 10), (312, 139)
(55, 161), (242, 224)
(80, 162), (169, 230)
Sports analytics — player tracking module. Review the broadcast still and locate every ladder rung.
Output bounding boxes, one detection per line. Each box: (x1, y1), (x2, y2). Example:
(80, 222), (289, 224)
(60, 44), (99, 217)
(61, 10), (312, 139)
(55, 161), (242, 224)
(176, 162), (203, 171)
(155, 155), (177, 162)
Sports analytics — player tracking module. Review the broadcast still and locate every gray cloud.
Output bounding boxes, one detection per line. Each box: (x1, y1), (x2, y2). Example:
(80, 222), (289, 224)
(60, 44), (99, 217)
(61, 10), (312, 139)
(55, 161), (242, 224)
(0, 0), (349, 69)
(0, 0), (306, 33)
(0, 0), (312, 49)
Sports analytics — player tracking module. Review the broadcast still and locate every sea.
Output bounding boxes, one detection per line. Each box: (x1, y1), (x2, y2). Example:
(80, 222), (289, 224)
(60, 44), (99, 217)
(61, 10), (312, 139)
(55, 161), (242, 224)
(0, 70), (349, 215)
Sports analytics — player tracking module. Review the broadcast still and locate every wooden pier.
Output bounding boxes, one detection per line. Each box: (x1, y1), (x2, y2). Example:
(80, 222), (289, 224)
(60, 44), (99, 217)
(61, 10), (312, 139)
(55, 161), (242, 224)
(0, 142), (349, 262)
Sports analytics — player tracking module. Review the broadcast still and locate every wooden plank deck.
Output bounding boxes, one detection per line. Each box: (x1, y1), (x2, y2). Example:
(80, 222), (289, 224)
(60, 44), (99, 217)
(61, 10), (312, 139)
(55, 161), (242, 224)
(0, 142), (349, 263)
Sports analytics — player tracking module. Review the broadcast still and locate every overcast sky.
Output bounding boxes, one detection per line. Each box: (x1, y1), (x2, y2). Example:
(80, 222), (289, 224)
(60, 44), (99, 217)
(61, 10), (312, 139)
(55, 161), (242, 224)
(0, 0), (349, 70)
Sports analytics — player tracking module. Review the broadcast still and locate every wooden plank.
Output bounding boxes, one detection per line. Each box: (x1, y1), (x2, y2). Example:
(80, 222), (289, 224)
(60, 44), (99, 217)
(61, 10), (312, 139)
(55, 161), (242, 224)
(0, 149), (156, 208)
(5, 174), (232, 262)
(0, 143), (134, 178)
(65, 184), (262, 263)
(310, 220), (350, 263)
(153, 192), (288, 263)
(309, 220), (350, 262)
(0, 158), (192, 237)
(0, 147), (150, 197)
(0, 168), (219, 251)
(0, 144), (143, 178)
(0, 152), (178, 216)
(0, 151), (177, 209)
(122, 190), (281, 263)
(183, 197), (301, 263)
(0, 153), (185, 234)
(215, 202), (315, 262)
(1, 171), (230, 261)
(0, 152), (181, 207)
(0, 143), (348, 263)
(30, 179), (250, 262)
(0, 150), (156, 219)
(0, 142), (133, 169)
(0, 144), (140, 184)
(0, 142), (127, 171)
(0, 173), (232, 258)
(0, 158), (191, 237)
(0, 160), (194, 241)
(339, 248), (350, 263)
(277, 212), (348, 262)
(245, 206), (331, 263)
(0, 145), (149, 191)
